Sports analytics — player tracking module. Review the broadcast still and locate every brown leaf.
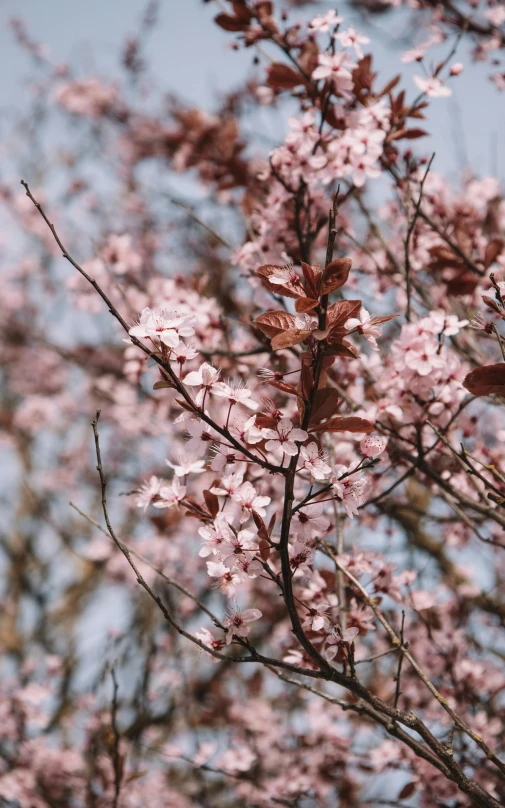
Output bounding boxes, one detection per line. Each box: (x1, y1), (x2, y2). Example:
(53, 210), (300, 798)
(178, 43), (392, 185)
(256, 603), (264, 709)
(271, 330), (311, 350)
(398, 783), (416, 800)
(321, 257), (352, 295)
(266, 63), (304, 90)
(214, 13), (247, 31)
(309, 416), (374, 434)
(327, 299), (362, 329)
(203, 490), (219, 520)
(463, 363), (505, 397)
(254, 264), (304, 300)
(300, 261), (321, 299)
(252, 509), (269, 541)
(259, 537), (270, 561)
(309, 389), (340, 426)
(254, 310), (297, 338)
(324, 340), (359, 358)
(484, 238), (504, 269)
(295, 297), (319, 313)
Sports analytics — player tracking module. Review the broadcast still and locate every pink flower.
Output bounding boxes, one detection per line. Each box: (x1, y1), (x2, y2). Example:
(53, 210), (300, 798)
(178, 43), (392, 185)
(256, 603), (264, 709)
(183, 362), (220, 388)
(135, 475), (162, 512)
(289, 538), (314, 574)
(234, 481), (271, 520)
(212, 380), (258, 411)
(404, 338), (445, 376)
(229, 414), (263, 445)
(211, 472), (244, 498)
(185, 418), (216, 456)
(450, 62), (464, 76)
(198, 517), (233, 558)
(334, 26), (370, 59)
(323, 626), (360, 660)
(206, 561), (242, 597)
(413, 76), (452, 98)
(223, 608), (262, 644)
(153, 476), (186, 509)
(308, 10), (343, 32)
(312, 53), (355, 98)
(300, 443), (331, 480)
(218, 745), (256, 773)
(129, 307), (196, 348)
(345, 307), (384, 351)
(195, 627), (224, 662)
(210, 445), (247, 472)
(360, 435), (387, 458)
(302, 602), (331, 632)
(262, 417), (308, 456)
(166, 452), (206, 477)
(292, 503), (330, 540)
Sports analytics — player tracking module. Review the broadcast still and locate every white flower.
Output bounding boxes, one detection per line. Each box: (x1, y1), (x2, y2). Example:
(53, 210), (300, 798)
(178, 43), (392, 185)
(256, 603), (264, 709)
(207, 561), (242, 597)
(229, 414), (263, 445)
(198, 517), (233, 558)
(334, 26), (370, 59)
(262, 417), (308, 456)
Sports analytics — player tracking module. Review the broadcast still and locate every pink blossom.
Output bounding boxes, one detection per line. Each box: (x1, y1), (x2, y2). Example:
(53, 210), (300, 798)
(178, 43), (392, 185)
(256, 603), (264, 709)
(154, 476), (186, 509)
(223, 608), (262, 644)
(413, 76), (452, 98)
(185, 418), (216, 456)
(450, 62), (464, 76)
(136, 475), (162, 512)
(312, 53), (355, 98)
(130, 307), (196, 348)
(234, 481), (271, 520)
(166, 452), (206, 477)
(300, 442), (332, 480)
(302, 602), (331, 632)
(206, 561), (242, 597)
(183, 361), (220, 388)
(262, 417), (308, 456)
(308, 10), (343, 33)
(212, 380), (258, 411)
(292, 503), (330, 540)
(334, 26), (370, 59)
(360, 435), (387, 458)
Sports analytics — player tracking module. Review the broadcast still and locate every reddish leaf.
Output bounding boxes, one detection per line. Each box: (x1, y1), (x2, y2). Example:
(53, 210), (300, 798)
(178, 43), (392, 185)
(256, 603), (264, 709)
(484, 238), (504, 269)
(398, 783), (417, 800)
(327, 299), (362, 329)
(300, 261), (321, 299)
(254, 310), (297, 338)
(203, 489), (219, 519)
(309, 416), (374, 434)
(266, 63), (304, 90)
(175, 397), (196, 414)
(378, 74), (400, 97)
(254, 264), (304, 300)
(463, 363), (505, 397)
(309, 389), (340, 426)
(259, 538), (270, 561)
(321, 257), (352, 295)
(214, 13), (246, 31)
(271, 330), (311, 350)
(446, 273), (479, 297)
(324, 340), (359, 358)
(252, 509), (268, 541)
(295, 297), (319, 313)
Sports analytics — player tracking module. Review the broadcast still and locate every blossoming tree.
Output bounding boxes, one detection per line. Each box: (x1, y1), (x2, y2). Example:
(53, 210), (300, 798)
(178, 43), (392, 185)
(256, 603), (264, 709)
(2, 1), (505, 806)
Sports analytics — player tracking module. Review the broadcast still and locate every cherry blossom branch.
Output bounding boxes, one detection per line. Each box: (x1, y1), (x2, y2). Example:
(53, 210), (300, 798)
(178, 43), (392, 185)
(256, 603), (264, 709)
(321, 541), (505, 783)
(20, 180), (284, 476)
